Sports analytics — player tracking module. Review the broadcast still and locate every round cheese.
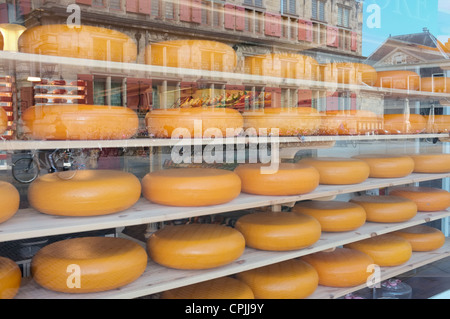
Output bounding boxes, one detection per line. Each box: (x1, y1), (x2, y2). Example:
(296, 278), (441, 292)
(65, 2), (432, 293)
(147, 223), (245, 269)
(383, 113), (427, 134)
(408, 153), (450, 173)
(375, 70), (420, 90)
(161, 276), (254, 299)
(0, 181), (20, 224)
(141, 168), (241, 206)
(0, 107), (7, 134)
(0, 257), (21, 299)
(344, 234), (412, 267)
(425, 115), (450, 133)
(234, 163), (320, 196)
(321, 62), (378, 86)
(421, 77), (450, 93)
(292, 200), (366, 232)
(236, 259), (319, 299)
(297, 157), (370, 185)
(301, 248), (374, 287)
(234, 211), (321, 251)
(393, 225), (446, 252)
(389, 186), (450, 212)
(349, 195), (417, 223)
(319, 110), (382, 136)
(28, 169), (141, 217)
(31, 237), (148, 293)
(352, 154), (415, 178)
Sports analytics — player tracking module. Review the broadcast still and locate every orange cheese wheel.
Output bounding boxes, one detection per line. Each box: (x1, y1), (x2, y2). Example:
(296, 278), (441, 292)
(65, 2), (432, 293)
(319, 110), (382, 136)
(321, 62), (378, 86)
(161, 276), (254, 299)
(292, 200), (366, 232)
(236, 259), (319, 299)
(141, 168), (241, 206)
(22, 104), (139, 140)
(375, 70), (420, 90)
(28, 169), (141, 217)
(349, 195), (417, 223)
(389, 186), (450, 212)
(234, 163), (320, 196)
(408, 153), (450, 173)
(344, 234), (412, 267)
(351, 154), (415, 178)
(298, 157), (370, 185)
(147, 223), (245, 269)
(234, 211), (321, 251)
(0, 181), (20, 224)
(392, 225), (446, 252)
(0, 107), (7, 134)
(31, 237), (148, 293)
(145, 107), (244, 138)
(424, 115), (450, 133)
(0, 257), (21, 299)
(383, 113), (427, 134)
(301, 248), (374, 287)
(421, 77), (450, 93)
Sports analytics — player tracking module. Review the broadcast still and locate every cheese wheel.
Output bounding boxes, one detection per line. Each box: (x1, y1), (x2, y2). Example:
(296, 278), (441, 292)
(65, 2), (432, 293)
(349, 195), (417, 223)
(236, 259), (319, 299)
(0, 30), (3, 50)
(301, 248), (374, 287)
(351, 154), (415, 178)
(389, 186), (450, 212)
(145, 107), (244, 138)
(141, 168), (241, 206)
(408, 153), (450, 173)
(0, 257), (21, 299)
(22, 104), (139, 140)
(234, 163), (320, 196)
(319, 110), (382, 136)
(393, 225), (446, 252)
(421, 77), (450, 93)
(161, 276), (254, 299)
(344, 234), (412, 267)
(292, 200), (366, 232)
(425, 115), (450, 133)
(147, 224), (245, 269)
(234, 211), (321, 251)
(297, 157), (370, 185)
(0, 181), (20, 224)
(18, 24), (137, 62)
(375, 70), (420, 90)
(383, 113), (427, 134)
(28, 169), (141, 217)
(321, 62), (378, 86)
(0, 107), (7, 134)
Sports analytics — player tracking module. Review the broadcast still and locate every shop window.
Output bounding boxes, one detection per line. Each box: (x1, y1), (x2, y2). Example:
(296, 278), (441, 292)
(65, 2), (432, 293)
(93, 77), (124, 106)
(312, 0), (326, 22)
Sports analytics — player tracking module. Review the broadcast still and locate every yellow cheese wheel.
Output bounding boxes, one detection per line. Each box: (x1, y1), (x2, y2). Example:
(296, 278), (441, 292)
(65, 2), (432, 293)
(393, 225), (445, 252)
(0, 107), (7, 134)
(321, 62), (378, 86)
(236, 259), (319, 299)
(389, 186), (450, 212)
(141, 168), (241, 206)
(375, 70), (420, 90)
(0, 257), (21, 299)
(383, 113), (427, 134)
(421, 77), (450, 93)
(234, 163), (320, 196)
(349, 195), (417, 223)
(28, 169), (141, 217)
(425, 115), (450, 133)
(22, 104), (139, 140)
(0, 181), (20, 224)
(297, 157), (370, 185)
(319, 110), (382, 136)
(292, 200), (366, 232)
(31, 237), (148, 293)
(234, 211), (321, 251)
(301, 248), (374, 287)
(352, 154), (415, 178)
(161, 276), (254, 299)
(145, 107), (244, 138)
(344, 234), (412, 267)
(408, 153), (450, 173)
(147, 223), (245, 269)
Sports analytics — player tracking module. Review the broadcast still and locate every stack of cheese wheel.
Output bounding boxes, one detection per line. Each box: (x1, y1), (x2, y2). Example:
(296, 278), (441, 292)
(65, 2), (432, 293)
(0, 107), (7, 134)
(393, 225), (446, 252)
(234, 211), (322, 251)
(344, 234), (412, 266)
(383, 113), (427, 134)
(22, 104), (139, 140)
(424, 115), (450, 133)
(0, 257), (21, 299)
(161, 276), (254, 299)
(319, 110), (382, 136)
(234, 163), (320, 196)
(375, 70), (420, 91)
(147, 223), (245, 269)
(352, 154), (415, 178)
(145, 107), (244, 138)
(389, 186), (450, 212)
(28, 170), (141, 217)
(242, 107), (322, 137)
(321, 62), (378, 86)
(349, 195), (417, 223)
(31, 237), (148, 293)
(297, 157), (370, 185)
(301, 248), (374, 287)
(0, 181), (20, 224)
(292, 200), (366, 232)
(236, 259), (319, 299)
(408, 153), (450, 173)
(141, 168), (241, 206)
(18, 24), (137, 62)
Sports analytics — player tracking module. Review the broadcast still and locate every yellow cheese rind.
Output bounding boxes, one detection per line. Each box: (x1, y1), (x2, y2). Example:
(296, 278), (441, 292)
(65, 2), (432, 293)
(393, 225), (446, 252)
(0, 107), (7, 134)
(0, 181), (20, 224)
(408, 153), (450, 173)
(0, 257), (21, 299)
(389, 186), (450, 212)
(352, 154), (415, 178)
